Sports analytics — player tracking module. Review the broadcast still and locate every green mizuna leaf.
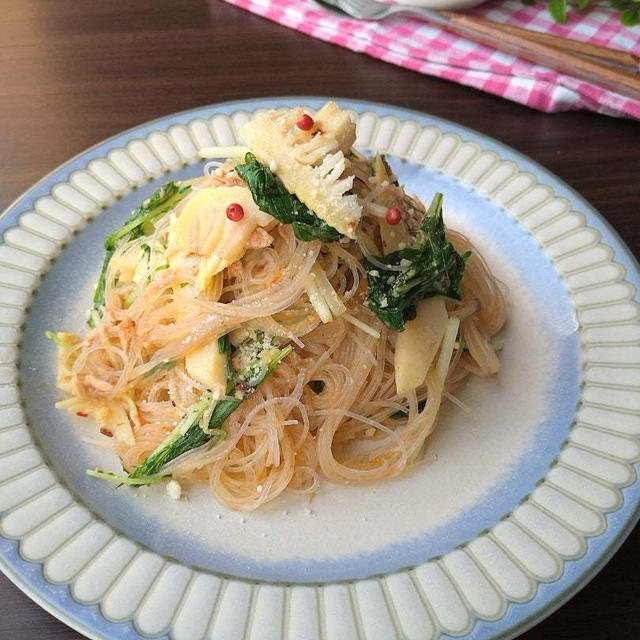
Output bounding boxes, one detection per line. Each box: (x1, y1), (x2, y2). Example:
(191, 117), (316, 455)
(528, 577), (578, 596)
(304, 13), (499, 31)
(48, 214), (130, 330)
(364, 193), (468, 331)
(123, 335), (292, 483)
(89, 181), (191, 323)
(235, 153), (342, 243)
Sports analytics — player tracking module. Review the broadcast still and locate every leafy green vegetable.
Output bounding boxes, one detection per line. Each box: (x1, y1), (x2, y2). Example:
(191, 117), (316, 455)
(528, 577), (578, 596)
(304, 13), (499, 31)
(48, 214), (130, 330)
(127, 396), (217, 481)
(86, 469), (171, 485)
(125, 336), (292, 483)
(548, 0), (567, 23)
(364, 193), (468, 331)
(90, 181), (191, 323)
(90, 251), (114, 322)
(217, 334), (230, 354)
(522, 0), (638, 26)
(218, 334), (234, 381)
(621, 6), (639, 25)
(45, 330), (64, 345)
(104, 182), (190, 252)
(235, 153), (342, 243)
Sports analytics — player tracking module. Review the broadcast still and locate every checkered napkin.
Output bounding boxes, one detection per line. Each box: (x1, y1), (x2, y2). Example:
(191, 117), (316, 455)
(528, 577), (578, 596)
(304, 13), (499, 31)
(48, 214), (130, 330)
(221, 0), (640, 119)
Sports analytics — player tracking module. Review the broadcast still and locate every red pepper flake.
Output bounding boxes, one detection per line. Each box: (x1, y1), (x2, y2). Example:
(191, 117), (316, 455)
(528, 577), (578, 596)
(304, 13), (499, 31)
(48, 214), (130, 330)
(100, 428), (113, 438)
(76, 411), (88, 417)
(296, 114), (314, 131)
(385, 206), (402, 226)
(226, 202), (244, 221)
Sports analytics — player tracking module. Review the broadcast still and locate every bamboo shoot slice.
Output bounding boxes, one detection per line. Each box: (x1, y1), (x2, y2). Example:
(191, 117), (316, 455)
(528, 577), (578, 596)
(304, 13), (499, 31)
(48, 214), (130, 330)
(395, 298), (448, 394)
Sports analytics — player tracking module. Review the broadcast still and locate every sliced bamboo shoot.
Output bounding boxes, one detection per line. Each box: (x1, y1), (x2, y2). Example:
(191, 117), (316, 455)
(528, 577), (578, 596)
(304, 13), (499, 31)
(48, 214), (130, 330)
(168, 185), (274, 291)
(239, 104), (361, 237)
(395, 298), (448, 394)
(305, 263), (346, 323)
(185, 341), (228, 398)
(436, 317), (461, 383)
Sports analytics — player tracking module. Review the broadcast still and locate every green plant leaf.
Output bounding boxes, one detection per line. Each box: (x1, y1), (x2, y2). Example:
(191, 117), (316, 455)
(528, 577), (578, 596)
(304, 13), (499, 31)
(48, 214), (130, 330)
(126, 338), (292, 482)
(548, 0), (568, 22)
(89, 181), (191, 323)
(363, 193), (468, 331)
(236, 153), (342, 243)
(86, 469), (171, 485)
(621, 7), (640, 24)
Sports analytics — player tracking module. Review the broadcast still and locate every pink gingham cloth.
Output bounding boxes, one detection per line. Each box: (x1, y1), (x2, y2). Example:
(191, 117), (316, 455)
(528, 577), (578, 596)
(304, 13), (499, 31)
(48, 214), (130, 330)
(221, 0), (640, 119)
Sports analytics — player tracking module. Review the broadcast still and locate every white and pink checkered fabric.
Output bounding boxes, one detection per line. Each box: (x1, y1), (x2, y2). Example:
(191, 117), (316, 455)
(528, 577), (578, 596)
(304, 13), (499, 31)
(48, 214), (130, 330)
(221, 0), (640, 119)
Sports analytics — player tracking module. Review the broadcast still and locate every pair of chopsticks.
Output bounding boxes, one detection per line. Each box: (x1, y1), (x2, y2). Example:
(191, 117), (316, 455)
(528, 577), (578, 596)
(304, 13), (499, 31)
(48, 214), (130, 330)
(434, 11), (640, 101)
(318, 0), (640, 101)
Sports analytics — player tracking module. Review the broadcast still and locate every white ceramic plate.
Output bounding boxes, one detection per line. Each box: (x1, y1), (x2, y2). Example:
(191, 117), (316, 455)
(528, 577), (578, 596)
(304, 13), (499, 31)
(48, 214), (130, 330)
(0, 98), (638, 640)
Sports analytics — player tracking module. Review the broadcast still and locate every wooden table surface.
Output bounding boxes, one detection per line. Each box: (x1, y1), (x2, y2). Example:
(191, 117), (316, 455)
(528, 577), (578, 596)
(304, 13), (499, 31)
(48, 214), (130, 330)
(0, 0), (638, 638)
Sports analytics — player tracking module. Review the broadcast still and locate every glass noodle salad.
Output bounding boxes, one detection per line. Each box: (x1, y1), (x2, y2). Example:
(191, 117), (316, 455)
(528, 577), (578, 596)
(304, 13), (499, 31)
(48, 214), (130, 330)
(50, 102), (506, 510)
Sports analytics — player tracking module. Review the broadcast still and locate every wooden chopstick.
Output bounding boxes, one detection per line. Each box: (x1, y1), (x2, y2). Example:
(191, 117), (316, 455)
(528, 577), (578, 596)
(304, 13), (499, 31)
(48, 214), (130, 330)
(433, 11), (640, 101)
(441, 11), (639, 72)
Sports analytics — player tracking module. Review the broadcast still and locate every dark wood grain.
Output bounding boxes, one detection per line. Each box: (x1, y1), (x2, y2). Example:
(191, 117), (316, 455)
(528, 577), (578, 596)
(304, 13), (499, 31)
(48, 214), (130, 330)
(0, 0), (638, 638)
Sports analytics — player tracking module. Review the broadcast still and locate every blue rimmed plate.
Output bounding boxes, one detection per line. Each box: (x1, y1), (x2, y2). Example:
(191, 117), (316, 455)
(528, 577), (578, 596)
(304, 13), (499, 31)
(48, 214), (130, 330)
(0, 98), (638, 640)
